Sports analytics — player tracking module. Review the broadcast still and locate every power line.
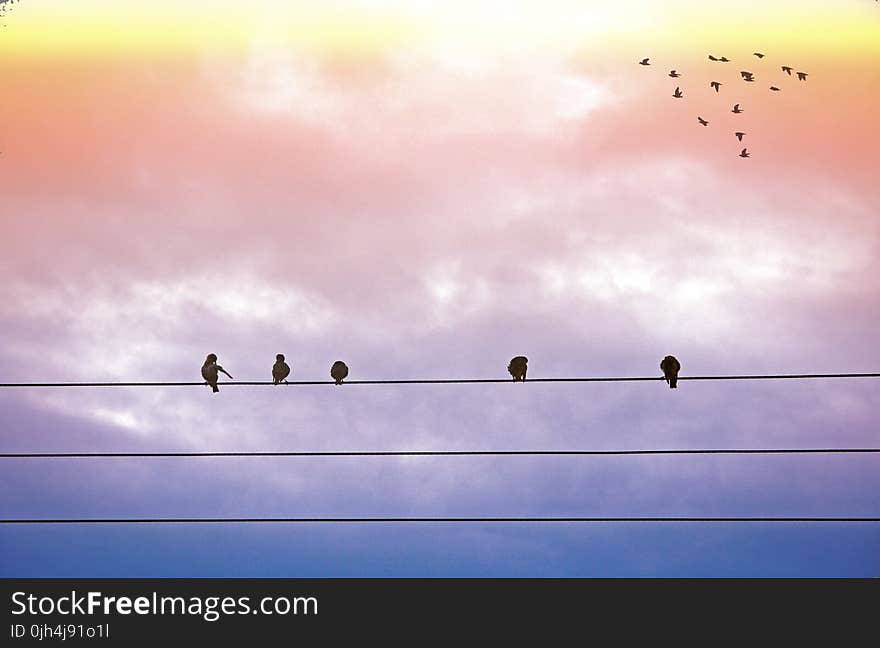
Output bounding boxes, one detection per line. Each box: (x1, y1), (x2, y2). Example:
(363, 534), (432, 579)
(1, 517), (878, 524)
(2, 448), (879, 459)
(0, 372), (878, 388)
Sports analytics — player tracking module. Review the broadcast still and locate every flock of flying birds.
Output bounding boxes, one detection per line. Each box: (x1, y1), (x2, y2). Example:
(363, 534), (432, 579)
(0, 0), (19, 27)
(199, 354), (684, 393)
(639, 51), (811, 158)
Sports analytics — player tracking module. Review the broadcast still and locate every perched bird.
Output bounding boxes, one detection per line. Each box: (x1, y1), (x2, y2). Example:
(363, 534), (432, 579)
(781, 66), (792, 75)
(708, 55), (719, 61)
(669, 70), (681, 78)
(660, 355), (681, 389)
(753, 52), (765, 58)
(507, 356), (529, 382)
(740, 148), (750, 158)
(201, 354), (233, 394)
(770, 86), (781, 91)
(639, 58), (650, 66)
(797, 72), (808, 81)
(732, 103), (743, 114)
(272, 354), (291, 385)
(735, 131), (746, 141)
(710, 81), (722, 92)
(331, 360), (349, 385)
(698, 116), (709, 126)
(673, 86), (683, 98)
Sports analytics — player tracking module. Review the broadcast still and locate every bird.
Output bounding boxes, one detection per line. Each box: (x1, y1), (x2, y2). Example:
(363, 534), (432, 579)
(507, 356), (529, 382)
(781, 66), (792, 75)
(770, 86), (781, 91)
(669, 70), (681, 78)
(272, 354), (291, 385)
(753, 52), (765, 58)
(740, 70), (754, 80)
(719, 56), (730, 62)
(710, 81), (722, 92)
(797, 72), (808, 81)
(732, 103), (743, 113)
(639, 58), (650, 66)
(201, 354), (233, 394)
(673, 86), (683, 98)
(698, 116), (709, 126)
(708, 55), (718, 61)
(331, 360), (349, 385)
(735, 131), (745, 141)
(740, 148), (750, 158)
(660, 356), (681, 389)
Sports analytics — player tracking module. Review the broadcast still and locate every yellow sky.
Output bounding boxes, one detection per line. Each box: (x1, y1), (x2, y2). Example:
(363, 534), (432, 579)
(1, 0), (878, 61)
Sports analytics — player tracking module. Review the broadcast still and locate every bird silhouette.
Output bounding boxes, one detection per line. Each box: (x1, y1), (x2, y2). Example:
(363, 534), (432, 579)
(272, 354), (291, 385)
(669, 70), (681, 78)
(732, 103), (743, 113)
(710, 81), (722, 92)
(201, 354), (233, 393)
(735, 131), (745, 141)
(331, 360), (349, 385)
(797, 72), (808, 81)
(673, 86), (683, 98)
(698, 116), (709, 126)
(753, 52), (765, 58)
(660, 356), (681, 389)
(770, 86), (781, 92)
(740, 70), (754, 80)
(781, 66), (792, 75)
(507, 356), (529, 382)
(708, 55), (718, 61)
(719, 56), (730, 62)
(740, 148), (750, 158)
(639, 58), (650, 66)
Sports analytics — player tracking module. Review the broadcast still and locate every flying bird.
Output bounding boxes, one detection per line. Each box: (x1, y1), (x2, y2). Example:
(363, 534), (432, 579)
(781, 66), (792, 75)
(719, 57), (730, 62)
(710, 81), (722, 92)
(639, 58), (650, 66)
(673, 86), (683, 98)
(508, 356), (529, 382)
(201, 354), (233, 394)
(740, 148), (750, 158)
(732, 103), (743, 113)
(669, 70), (681, 78)
(660, 356), (681, 389)
(331, 360), (349, 385)
(735, 131), (745, 141)
(698, 116), (709, 126)
(708, 55), (718, 61)
(797, 72), (808, 81)
(753, 52), (765, 58)
(740, 70), (754, 80)
(770, 86), (781, 91)
(272, 354), (291, 385)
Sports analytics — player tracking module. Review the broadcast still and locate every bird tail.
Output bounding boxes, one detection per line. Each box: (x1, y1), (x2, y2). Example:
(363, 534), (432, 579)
(670, 377), (677, 389)
(212, 384), (219, 393)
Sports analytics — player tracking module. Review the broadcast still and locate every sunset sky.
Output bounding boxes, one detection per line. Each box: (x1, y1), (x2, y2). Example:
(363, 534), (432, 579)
(1, 0), (878, 576)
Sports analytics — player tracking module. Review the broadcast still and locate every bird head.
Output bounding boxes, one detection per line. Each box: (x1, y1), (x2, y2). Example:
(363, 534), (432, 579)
(206, 353), (217, 363)
(276, 354), (285, 362)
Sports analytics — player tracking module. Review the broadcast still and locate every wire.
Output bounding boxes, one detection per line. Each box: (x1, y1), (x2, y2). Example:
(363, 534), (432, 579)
(1, 517), (878, 524)
(2, 448), (878, 459)
(0, 372), (878, 388)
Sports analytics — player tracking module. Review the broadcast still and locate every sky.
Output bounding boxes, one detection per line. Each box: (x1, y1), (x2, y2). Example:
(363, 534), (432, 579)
(1, 0), (879, 577)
